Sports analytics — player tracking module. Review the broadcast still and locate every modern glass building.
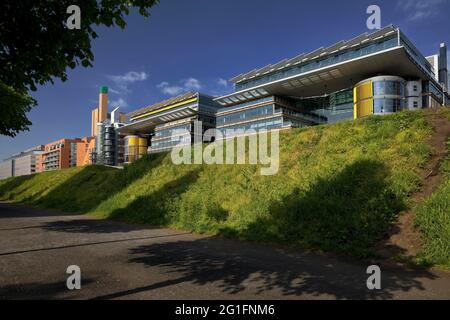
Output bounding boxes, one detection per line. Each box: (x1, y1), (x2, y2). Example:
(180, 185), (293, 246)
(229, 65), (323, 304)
(119, 92), (221, 155)
(214, 25), (450, 131)
(0, 146), (44, 180)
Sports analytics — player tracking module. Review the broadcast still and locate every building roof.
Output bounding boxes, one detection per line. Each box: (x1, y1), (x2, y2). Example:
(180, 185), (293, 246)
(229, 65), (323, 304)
(127, 91), (199, 118)
(214, 25), (445, 107)
(229, 25), (399, 85)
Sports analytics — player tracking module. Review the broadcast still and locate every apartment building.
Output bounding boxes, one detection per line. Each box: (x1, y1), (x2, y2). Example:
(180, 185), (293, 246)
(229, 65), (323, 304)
(37, 138), (92, 172)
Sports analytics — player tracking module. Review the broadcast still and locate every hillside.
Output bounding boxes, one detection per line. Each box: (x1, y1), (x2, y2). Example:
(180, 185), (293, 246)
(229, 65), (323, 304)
(1, 109), (449, 261)
(413, 109), (450, 268)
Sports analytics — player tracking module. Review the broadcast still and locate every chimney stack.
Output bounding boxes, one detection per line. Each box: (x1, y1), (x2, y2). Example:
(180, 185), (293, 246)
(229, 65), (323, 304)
(99, 86), (108, 122)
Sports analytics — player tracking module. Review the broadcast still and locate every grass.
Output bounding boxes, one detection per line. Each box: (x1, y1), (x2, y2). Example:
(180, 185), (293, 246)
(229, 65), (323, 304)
(414, 109), (450, 268)
(0, 110), (434, 258)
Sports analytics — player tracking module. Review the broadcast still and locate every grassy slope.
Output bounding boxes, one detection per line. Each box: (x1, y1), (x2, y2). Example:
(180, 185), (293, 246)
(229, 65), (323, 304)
(0, 111), (433, 258)
(414, 109), (450, 267)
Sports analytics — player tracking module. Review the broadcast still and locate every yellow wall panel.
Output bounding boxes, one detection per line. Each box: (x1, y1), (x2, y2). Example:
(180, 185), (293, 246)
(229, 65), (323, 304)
(357, 99), (374, 118)
(138, 138), (148, 156)
(354, 81), (373, 103)
(354, 80), (374, 119)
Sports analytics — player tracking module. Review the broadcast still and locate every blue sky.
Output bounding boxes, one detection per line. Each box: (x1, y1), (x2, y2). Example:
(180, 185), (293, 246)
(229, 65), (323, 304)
(1, 0), (449, 160)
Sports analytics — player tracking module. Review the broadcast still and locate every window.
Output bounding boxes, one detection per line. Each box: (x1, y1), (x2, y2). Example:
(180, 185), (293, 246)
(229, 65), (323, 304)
(413, 101), (418, 108)
(374, 98), (403, 113)
(373, 80), (405, 96)
(413, 85), (418, 92)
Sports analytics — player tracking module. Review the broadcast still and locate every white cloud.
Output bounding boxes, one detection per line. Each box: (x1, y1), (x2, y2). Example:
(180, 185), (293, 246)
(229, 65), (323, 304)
(156, 77), (234, 97)
(217, 78), (228, 87)
(109, 97), (128, 109)
(157, 81), (169, 88)
(108, 88), (121, 95)
(158, 83), (184, 96)
(184, 78), (202, 90)
(157, 78), (202, 96)
(107, 71), (148, 94)
(109, 71), (148, 83)
(398, 0), (445, 21)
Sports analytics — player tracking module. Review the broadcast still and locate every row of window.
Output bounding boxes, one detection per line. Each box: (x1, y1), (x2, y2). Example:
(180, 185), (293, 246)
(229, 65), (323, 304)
(399, 32), (434, 77)
(373, 98), (405, 114)
(373, 80), (405, 96)
(46, 142), (65, 151)
(151, 135), (191, 149)
(283, 119), (306, 128)
(218, 117), (283, 133)
(236, 37), (398, 91)
(217, 96), (274, 114)
(329, 89), (354, 107)
(217, 104), (274, 125)
(424, 81), (444, 101)
(154, 123), (192, 138)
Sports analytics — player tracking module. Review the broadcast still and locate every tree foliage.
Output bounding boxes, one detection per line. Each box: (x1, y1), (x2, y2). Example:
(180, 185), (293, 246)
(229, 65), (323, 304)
(0, 83), (35, 136)
(0, 0), (159, 137)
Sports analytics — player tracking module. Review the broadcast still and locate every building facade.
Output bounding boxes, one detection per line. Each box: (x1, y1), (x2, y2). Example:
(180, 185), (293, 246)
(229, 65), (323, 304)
(353, 76), (423, 118)
(0, 146), (44, 180)
(37, 138), (92, 172)
(0, 159), (15, 180)
(90, 87), (128, 167)
(119, 92), (221, 157)
(3, 26), (449, 172)
(76, 137), (95, 167)
(213, 26), (449, 131)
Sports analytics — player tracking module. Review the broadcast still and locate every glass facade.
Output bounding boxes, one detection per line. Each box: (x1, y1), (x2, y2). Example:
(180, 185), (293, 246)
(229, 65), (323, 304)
(151, 135), (191, 150)
(217, 104), (274, 126)
(354, 77), (407, 118)
(372, 80), (405, 114)
(215, 88), (358, 134)
(423, 81), (443, 103)
(151, 122), (192, 152)
(295, 89), (354, 124)
(217, 97), (274, 113)
(153, 123), (191, 139)
(221, 117), (283, 132)
(373, 80), (405, 96)
(373, 98), (404, 113)
(399, 31), (434, 79)
(235, 36), (398, 91)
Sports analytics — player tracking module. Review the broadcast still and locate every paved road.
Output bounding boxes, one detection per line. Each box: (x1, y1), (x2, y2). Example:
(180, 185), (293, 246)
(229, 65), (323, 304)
(0, 202), (449, 300)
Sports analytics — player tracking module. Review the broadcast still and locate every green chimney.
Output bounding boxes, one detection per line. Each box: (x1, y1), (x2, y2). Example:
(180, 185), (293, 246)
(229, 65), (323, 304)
(100, 86), (108, 94)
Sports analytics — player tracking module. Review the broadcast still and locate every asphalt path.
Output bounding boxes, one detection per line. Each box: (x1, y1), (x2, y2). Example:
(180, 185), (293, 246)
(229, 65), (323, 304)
(0, 202), (449, 300)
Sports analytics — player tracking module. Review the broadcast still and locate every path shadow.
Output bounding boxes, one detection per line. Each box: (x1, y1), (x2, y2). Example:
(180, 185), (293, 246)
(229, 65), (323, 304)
(0, 202), (79, 219)
(0, 278), (95, 300)
(40, 218), (158, 234)
(92, 237), (437, 300)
